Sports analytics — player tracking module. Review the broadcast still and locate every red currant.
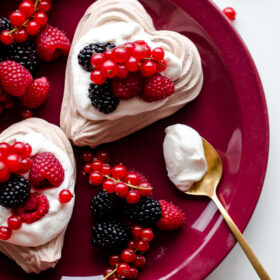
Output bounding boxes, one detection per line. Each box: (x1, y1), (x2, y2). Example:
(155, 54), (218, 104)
(89, 171), (103, 186)
(138, 182), (152, 196)
(101, 164), (111, 176)
(133, 255), (146, 268)
(136, 240), (150, 252)
(114, 182), (129, 198)
(103, 179), (115, 193)
(0, 161), (9, 179)
(152, 47), (165, 61)
(83, 163), (92, 174)
(7, 215), (22, 230)
(123, 42), (134, 56)
(109, 254), (121, 267)
(14, 27), (28, 43)
(117, 263), (130, 277)
(6, 154), (22, 173)
(91, 160), (103, 171)
(125, 171), (140, 185)
(128, 267), (138, 279)
(25, 143), (32, 157)
(112, 47), (129, 63)
(121, 249), (136, 263)
(156, 59), (167, 73)
(38, 0), (52, 12)
(0, 172), (11, 183)
(116, 65), (128, 79)
(0, 143), (10, 157)
(20, 108), (33, 119)
(132, 225), (143, 241)
(11, 142), (27, 158)
(33, 11), (48, 27)
(141, 228), (153, 242)
(18, 158), (32, 174)
(126, 190), (141, 204)
(101, 60), (118, 78)
(10, 11), (26, 27)
(82, 151), (94, 162)
(26, 21), (40, 36)
(97, 150), (109, 162)
(223, 7), (236, 21)
(0, 152), (6, 161)
(90, 53), (106, 68)
(104, 49), (113, 60)
(0, 226), (12, 240)
(91, 69), (106, 85)
(134, 40), (146, 45)
(132, 44), (147, 59)
(19, 1), (35, 17)
(112, 164), (127, 179)
(126, 56), (139, 72)
(0, 31), (14, 45)
(127, 240), (137, 250)
(59, 189), (73, 203)
(140, 60), (156, 77)
(103, 267), (114, 277)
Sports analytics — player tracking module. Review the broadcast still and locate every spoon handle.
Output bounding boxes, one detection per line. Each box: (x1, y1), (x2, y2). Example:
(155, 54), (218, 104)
(212, 194), (270, 280)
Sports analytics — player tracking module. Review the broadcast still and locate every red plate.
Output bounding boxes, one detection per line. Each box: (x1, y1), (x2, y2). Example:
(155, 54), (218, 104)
(0, 0), (269, 279)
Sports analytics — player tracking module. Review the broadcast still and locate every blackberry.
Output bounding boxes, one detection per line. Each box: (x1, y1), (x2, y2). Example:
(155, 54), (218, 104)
(4, 41), (39, 74)
(78, 42), (116, 71)
(0, 175), (31, 208)
(124, 196), (162, 227)
(0, 17), (12, 32)
(90, 191), (123, 220)
(91, 220), (130, 251)
(89, 80), (119, 114)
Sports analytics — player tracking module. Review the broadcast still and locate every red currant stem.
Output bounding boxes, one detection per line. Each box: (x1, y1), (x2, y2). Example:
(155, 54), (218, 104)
(103, 265), (118, 280)
(103, 175), (153, 190)
(143, 57), (165, 68)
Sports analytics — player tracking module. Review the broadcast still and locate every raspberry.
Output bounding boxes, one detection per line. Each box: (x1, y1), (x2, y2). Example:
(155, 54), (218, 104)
(19, 76), (50, 108)
(156, 200), (185, 231)
(29, 152), (64, 189)
(141, 73), (174, 102)
(0, 60), (32, 96)
(12, 192), (49, 224)
(112, 73), (144, 99)
(35, 24), (70, 62)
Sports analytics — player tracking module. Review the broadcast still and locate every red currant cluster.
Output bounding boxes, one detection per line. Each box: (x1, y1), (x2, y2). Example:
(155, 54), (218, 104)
(0, 214), (23, 240)
(0, 141), (32, 182)
(90, 40), (166, 85)
(103, 225), (153, 279)
(0, 0), (52, 45)
(0, 88), (16, 116)
(83, 151), (152, 204)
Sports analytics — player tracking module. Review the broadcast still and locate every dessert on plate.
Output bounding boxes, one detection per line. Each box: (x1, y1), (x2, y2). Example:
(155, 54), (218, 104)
(0, 118), (76, 273)
(60, 0), (203, 147)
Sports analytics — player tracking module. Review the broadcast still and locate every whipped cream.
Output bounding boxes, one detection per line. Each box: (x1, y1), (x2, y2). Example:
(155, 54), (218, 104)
(0, 133), (75, 247)
(71, 22), (182, 121)
(163, 124), (207, 191)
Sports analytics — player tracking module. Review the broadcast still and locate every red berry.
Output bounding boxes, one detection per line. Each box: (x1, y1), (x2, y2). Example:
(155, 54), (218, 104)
(103, 179), (115, 193)
(83, 163), (92, 174)
(123, 42), (134, 56)
(0, 226), (12, 240)
(116, 65), (129, 79)
(90, 53), (106, 68)
(0, 152), (6, 161)
(18, 157), (32, 174)
(126, 56), (139, 72)
(128, 267), (138, 279)
(140, 60), (156, 77)
(33, 11), (48, 27)
(156, 59), (167, 73)
(133, 255), (146, 268)
(25, 143), (32, 157)
(126, 190), (141, 204)
(38, 0), (52, 12)
(20, 108), (33, 119)
(112, 164), (127, 179)
(132, 225), (143, 241)
(103, 267), (114, 277)
(152, 47), (165, 61)
(114, 182), (129, 198)
(90, 69), (106, 85)
(11, 142), (28, 158)
(109, 255), (121, 267)
(127, 240), (137, 250)
(82, 151), (94, 162)
(0, 172), (11, 183)
(223, 7), (236, 21)
(138, 182), (152, 196)
(26, 21), (40, 36)
(91, 160), (103, 171)
(104, 49), (113, 60)
(0, 143), (10, 157)
(10, 11), (26, 27)
(141, 228), (153, 242)
(101, 164), (111, 176)
(59, 189), (73, 203)
(0, 31), (14, 45)
(112, 47), (129, 63)
(136, 240), (150, 252)
(117, 263), (130, 277)
(101, 60), (118, 78)
(134, 40), (146, 45)
(7, 215), (22, 230)
(19, 1), (35, 17)
(132, 44), (147, 59)
(89, 171), (103, 186)
(97, 150), (109, 162)
(14, 27), (28, 43)
(121, 249), (136, 263)
(125, 171), (140, 185)
(0, 161), (9, 179)
(6, 154), (22, 173)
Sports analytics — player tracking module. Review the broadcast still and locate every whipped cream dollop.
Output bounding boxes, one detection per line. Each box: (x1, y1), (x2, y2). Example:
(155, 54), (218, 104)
(71, 22), (182, 121)
(163, 124), (207, 191)
(0, 132), (75, 247)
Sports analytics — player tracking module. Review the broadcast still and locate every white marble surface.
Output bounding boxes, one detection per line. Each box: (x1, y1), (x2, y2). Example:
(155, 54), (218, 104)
(206, 0), (279, 279)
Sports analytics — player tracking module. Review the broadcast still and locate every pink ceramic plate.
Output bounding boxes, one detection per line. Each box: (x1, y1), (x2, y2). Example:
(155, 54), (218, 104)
(0, 0), (269, 279)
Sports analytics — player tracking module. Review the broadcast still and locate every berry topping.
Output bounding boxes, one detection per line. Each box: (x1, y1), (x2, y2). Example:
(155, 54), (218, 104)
(223, 7), (236, 21)
(109, 255), (121, 267)
(33, 11), (48, 27)
(121, 249), (136, 263)
(112, 164), (127, 179)
(112, 73), (143, 99)
(97, 150), (109, 163)
(0, 31), (14, 46)
(136, 240), (150, 252)
(91, 160), (103, 171)
(140, 60), (156, 77)
(132, 225), (143, 241)
(10, 11), (26, 27)
(128, 267), (139, 279)
(89, 171), (103, 186)
(35, 24), (70, 62)
(151, 47), (165, 62)
(20, 108), (33, 119)
(117, 263), (130, 277)
(133, 254), (146, 268)
(82, 150), (94, 163)
(142, 73), (175, 102)
(101, 60), (118, 78)
(91, 220), (130, 251)
(125, 190), (141, 204)
(12, 192), (49, 223)
(19, 76), (50, 108)
(141, 228), (154, 242)
(0, 161), (9, 179)
(90, 69), (106, 85)
(59, 189), (73, 203)
(29, 152), (65, 189)
(19, 1), (35, 18)
(103, 179), (115, 193)
(114, 182), (129, 198)
(88, 80), (119, 114)
(90, 53), (105, 69)
(0, 175), (30, 208)
(0, 60), (32, 96)
(0, 226), (12, 240)
(156, 200), (185, 231)
(112, 46), (129, 63)
(7, 215), (23, 230)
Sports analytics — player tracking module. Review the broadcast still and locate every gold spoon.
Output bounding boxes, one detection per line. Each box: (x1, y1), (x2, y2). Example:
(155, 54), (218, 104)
(185, 138), (270, 280)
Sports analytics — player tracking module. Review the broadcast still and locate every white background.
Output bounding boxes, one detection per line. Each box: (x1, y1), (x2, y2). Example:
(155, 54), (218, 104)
(206, 0), (279, 279)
